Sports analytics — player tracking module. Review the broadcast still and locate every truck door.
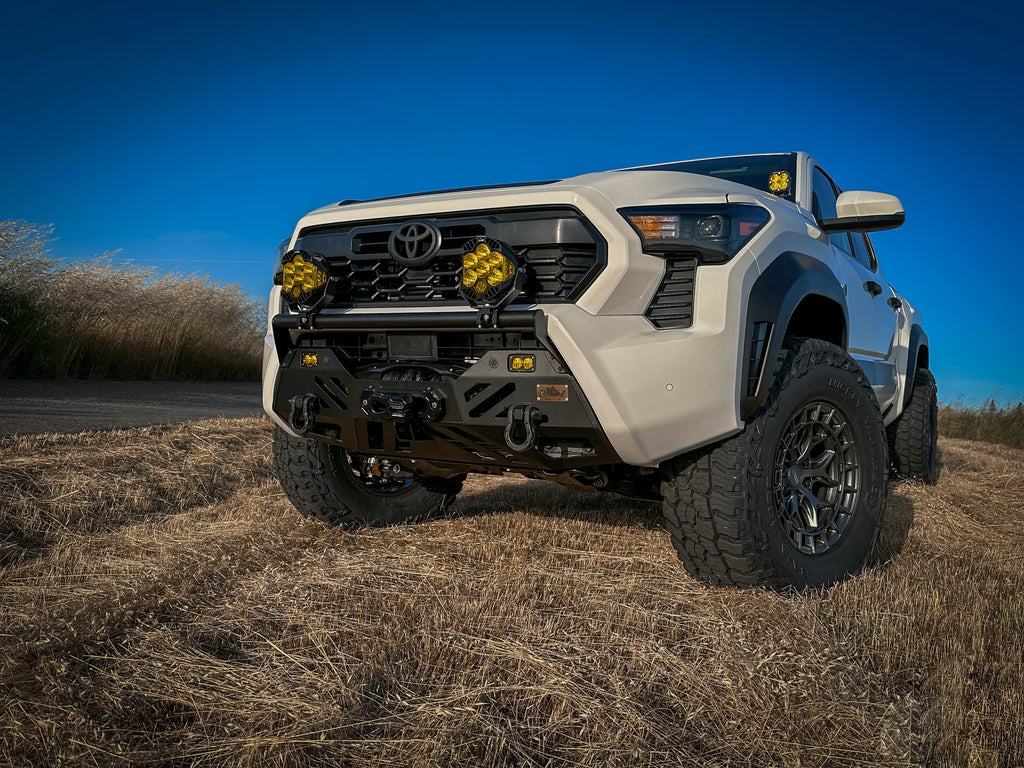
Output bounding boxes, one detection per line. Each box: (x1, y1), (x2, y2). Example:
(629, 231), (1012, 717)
(811, 167), (898, 407)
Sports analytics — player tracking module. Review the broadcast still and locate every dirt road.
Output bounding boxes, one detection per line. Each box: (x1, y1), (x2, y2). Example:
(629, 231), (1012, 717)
(0, 379), (262, 436)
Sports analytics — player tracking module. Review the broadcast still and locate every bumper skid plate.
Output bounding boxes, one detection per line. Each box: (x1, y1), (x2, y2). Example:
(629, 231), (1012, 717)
(273, 347), (620, 473)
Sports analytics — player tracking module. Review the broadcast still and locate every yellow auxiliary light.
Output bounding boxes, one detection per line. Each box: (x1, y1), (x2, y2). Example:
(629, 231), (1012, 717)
(769, 171), (790, 193)
(462, 242), (516, 296)
(458, 237), (524, 311)
(508, 354), (536, 373)
(280, 251), (329, 307)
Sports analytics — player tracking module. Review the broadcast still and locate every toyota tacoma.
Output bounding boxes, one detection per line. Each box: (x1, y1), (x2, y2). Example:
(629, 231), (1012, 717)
(262, 152), (937, 588)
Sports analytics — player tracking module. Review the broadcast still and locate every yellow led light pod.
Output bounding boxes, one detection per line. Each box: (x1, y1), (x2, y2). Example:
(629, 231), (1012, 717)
(769, 171), (790, 193)
(508, 354), (536, 372)
(462, 242), (515, 295)
(280, 250), (330, 307)
(458, 237), (523, 309)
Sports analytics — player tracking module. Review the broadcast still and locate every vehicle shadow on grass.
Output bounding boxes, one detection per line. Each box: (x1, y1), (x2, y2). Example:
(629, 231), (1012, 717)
(453, 477), (665, 531)
(872, 444), (943, 567)
(451, 466), (920, 570)
(872, 488), (915, 567)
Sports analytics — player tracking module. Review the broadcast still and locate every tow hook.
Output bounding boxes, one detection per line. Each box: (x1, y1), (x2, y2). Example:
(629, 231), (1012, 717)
(505, 404), (546, 452)
(288, 394), (319, 435)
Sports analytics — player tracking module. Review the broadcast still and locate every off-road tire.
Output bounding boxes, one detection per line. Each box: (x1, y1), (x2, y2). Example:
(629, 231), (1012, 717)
(887, 368), (939, 484)
(661, 337), (888, 589)
(273, 427), (462, 528)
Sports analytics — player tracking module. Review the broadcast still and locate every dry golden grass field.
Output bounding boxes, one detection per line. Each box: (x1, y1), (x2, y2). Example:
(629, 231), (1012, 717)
(1, 418), (1021, 767)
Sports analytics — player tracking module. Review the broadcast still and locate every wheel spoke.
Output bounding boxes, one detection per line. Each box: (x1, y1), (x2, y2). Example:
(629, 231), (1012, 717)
(802, 449), (836, 478)
(793, 430), (812, 463)
(789, 493), (801, 525)
(794, 483), (830, 529)
(774, 400), (861, 557)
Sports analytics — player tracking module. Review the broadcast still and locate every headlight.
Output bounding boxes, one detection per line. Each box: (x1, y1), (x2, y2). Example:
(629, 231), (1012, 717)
(620, 204), (770, 263)
(280, 250), (331, 309)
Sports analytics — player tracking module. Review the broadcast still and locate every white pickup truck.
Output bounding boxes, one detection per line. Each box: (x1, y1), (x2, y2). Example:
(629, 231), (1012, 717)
(262, 152), (936, 588)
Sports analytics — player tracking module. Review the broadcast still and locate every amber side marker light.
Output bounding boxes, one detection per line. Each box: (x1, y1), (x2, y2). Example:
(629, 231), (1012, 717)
(629, 215), (680, 240)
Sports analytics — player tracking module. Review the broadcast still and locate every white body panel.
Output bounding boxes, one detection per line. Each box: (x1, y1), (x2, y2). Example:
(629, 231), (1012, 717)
(263, 152), (922, 466)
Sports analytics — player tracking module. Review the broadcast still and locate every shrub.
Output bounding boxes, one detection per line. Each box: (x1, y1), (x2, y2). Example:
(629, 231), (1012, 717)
(0, 220), (261, 380)
(939, 397), (1024, 449)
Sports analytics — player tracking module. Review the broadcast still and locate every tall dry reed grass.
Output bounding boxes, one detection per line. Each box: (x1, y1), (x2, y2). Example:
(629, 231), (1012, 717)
(1, 420), (1021, 766)
(0, 220), (261, 380)
(940, 398), (1024, 449)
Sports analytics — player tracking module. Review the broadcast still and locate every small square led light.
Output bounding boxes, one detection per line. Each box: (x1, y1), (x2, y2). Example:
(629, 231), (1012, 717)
(508, 354), (536, 372)
(301, 352), (319, 367)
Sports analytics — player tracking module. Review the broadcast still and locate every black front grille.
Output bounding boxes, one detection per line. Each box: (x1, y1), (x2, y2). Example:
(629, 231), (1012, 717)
(645, 256), (697, 329)
(294, 207), (605, 306)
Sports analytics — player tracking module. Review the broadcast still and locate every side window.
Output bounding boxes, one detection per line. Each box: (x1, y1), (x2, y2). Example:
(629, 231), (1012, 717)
(812, 167), (852, 255)
(851, 233), (877, 271)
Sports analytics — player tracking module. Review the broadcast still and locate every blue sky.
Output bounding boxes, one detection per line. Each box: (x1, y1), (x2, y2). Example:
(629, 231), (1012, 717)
(1, 0), (1021, 401)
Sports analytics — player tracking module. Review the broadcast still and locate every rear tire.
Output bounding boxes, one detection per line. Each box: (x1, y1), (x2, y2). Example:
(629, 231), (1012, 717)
(661, 338), (888, 589)
(887, 368), (939, 484)
(272, 427), (462, 528)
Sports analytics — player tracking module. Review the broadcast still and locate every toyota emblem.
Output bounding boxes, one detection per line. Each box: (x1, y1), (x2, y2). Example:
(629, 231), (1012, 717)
(388, 220), (442, 267)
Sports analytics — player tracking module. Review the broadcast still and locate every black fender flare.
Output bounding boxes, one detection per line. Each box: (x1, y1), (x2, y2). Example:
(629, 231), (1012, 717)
(741, 251), (849, 420)
(904, 324), (929, 407)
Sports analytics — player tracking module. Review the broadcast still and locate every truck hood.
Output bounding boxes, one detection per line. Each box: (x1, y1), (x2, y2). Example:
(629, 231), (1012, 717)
(295, 169), (781, 232)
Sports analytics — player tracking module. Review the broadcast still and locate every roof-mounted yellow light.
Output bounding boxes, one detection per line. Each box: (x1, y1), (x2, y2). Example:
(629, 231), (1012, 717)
(281, 250), (330, 308)
(769, 171), (790, 193)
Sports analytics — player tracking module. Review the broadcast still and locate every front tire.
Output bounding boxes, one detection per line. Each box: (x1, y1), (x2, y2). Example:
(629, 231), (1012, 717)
(887, 368), (939, 484)
(661, 338), (889, 589)
(272, 427), (462, 528)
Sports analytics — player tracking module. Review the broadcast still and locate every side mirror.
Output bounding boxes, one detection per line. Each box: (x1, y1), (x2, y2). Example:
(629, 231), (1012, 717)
(819, 190), (905, 233)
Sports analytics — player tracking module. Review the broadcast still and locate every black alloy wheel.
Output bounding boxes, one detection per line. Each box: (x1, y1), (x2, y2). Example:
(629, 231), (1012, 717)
(773, 401), (860, 556)
(661, 337), (888, 589)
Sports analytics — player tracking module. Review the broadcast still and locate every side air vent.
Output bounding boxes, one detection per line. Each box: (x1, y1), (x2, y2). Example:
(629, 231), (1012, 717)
(747, 321), (772, 396)
(645, 256), (697, 329)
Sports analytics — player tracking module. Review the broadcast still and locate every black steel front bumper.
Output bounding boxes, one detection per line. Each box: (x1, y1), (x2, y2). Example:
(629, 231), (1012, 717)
(270, 310), (621, 476)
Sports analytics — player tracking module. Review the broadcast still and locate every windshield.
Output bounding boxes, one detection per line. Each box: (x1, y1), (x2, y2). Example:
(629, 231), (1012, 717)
(621, 154), (798, 199)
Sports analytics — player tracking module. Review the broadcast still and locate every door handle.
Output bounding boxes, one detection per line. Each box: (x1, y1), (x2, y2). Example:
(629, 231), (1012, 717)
(863, 281), (883, 298)
(887, 296), (902, 311)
